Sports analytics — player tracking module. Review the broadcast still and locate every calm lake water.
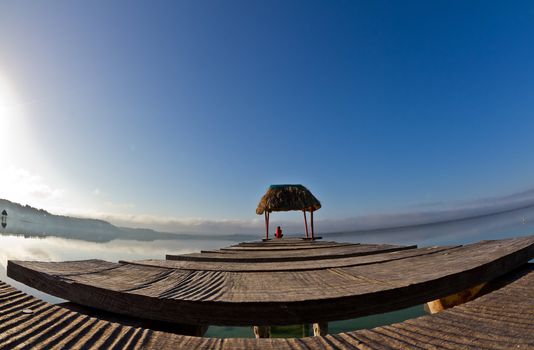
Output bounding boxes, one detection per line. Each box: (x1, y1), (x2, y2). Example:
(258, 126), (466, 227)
(1, 206), (533, 338)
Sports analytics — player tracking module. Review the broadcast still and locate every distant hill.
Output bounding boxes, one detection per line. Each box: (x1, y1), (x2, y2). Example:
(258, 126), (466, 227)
(0, 198), (209, 242)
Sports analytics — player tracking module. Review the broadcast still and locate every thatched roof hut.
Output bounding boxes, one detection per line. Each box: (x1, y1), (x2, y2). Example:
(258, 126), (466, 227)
(256, 184), (321, 240)
(256, 185), (321, 214)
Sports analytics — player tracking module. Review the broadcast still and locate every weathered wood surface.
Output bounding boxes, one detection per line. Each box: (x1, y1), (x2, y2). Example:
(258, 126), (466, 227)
(7, 236), (534, 326)
(235, 238), (334, 247)
(125, 245), (457, 272)
(219, 240), (358, 251)
(170, 243), (418, 263)
(1, 264), (533, 349)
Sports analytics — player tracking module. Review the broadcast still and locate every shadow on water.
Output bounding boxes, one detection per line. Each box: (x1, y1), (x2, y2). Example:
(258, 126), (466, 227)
(205, 305), (425, 338)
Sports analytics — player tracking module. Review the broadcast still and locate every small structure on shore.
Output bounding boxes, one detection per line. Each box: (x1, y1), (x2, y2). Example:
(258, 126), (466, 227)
(256, 184), (321, 240)
(1, 210), (7, 229)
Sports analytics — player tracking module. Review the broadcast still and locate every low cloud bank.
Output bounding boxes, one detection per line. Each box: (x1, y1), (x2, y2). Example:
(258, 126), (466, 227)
(93, 187), (534, 235)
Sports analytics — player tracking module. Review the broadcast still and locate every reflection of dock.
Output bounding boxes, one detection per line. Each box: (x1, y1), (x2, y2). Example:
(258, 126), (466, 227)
(3, 235), (534, 348)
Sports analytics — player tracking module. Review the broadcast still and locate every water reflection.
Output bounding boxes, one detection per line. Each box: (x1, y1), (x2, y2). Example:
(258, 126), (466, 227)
(327, 204), (534, 246)
(0, 235), (237, 303)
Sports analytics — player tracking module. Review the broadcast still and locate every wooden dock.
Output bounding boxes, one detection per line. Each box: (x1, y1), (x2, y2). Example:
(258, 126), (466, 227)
(7, 236), (534, 327)
(1, 263), (533, 349)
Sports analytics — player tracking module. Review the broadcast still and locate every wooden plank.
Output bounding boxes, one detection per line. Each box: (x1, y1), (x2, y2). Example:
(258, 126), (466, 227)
(0, 264), (532, 349)
(235, 238), (331, 246)
(59, 302), (209, 336)
(191, 242), (402, 255)
(124, 245), (458, 272)
(4, 259), (119, 276)
(205, 241), (392, 255)
(7, 236), (534, 326)
(345, 264), (534, 349)
(167, 243), (418, 262)
(225, 240), (355, 249)
(219, 242), (357, 251)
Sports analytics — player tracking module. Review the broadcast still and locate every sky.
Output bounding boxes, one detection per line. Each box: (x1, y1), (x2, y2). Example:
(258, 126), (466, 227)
(1, 1), (534, 234)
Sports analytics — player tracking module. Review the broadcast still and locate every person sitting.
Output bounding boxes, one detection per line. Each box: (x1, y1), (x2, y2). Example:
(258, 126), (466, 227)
(275, 226), (283, 239)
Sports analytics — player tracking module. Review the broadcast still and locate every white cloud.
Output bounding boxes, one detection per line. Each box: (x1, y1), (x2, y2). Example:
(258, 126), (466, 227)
(0, 166), (64, 206)
(104, 201), (134, 210)
(65, 210), (265, 235)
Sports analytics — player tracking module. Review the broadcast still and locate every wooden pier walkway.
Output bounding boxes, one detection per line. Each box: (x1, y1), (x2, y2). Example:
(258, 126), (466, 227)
(1, 263), (533, 349)
(7, 236), (534, 326)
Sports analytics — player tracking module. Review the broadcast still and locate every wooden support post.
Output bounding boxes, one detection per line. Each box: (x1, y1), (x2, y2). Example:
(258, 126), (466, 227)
(253, 325), (271, 338)
(426, 283), (486, 314)
(264, 212), (270, 240)
(267, 212), (270, 240)
(310, 209), (315, 240)
(194, 324), (209, 337)
(303, 210), (309, 239)
(312, 322), (328, 336)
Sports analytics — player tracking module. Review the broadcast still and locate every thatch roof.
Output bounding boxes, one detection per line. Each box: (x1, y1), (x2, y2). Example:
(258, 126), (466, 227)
(256, 184), (321, 214)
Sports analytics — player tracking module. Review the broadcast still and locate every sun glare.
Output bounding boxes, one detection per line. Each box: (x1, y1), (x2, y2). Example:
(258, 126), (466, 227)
(0, 72), (22, 154)
(0, 71), (71, 210)
(0, 71), (33, 201)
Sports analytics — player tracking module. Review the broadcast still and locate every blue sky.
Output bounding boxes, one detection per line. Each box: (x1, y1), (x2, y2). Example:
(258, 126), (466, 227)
(1, 1), (534, 233)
